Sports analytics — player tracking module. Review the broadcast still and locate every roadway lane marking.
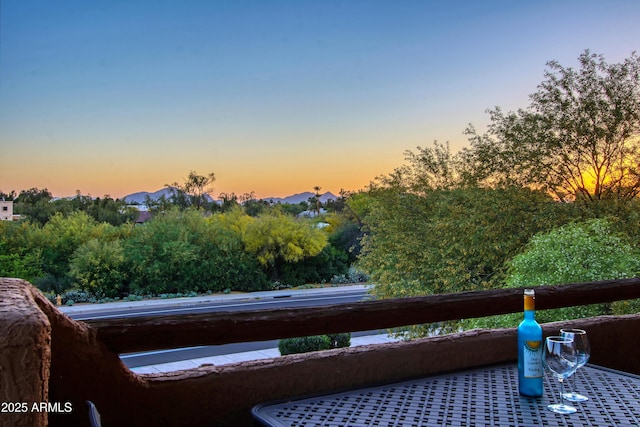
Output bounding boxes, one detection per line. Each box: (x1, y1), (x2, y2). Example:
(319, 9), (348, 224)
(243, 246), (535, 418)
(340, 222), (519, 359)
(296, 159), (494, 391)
(72, 293), (365, 321)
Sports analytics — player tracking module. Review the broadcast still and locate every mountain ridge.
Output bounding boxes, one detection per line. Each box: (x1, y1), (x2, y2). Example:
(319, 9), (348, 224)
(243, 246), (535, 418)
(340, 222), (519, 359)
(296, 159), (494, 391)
(123, 189), (337, 205)
(263, 191), (337, 204)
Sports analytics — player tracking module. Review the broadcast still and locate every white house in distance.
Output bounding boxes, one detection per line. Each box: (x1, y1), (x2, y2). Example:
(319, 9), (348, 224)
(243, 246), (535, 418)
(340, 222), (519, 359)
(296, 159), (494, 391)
(0, 200), (13, 221)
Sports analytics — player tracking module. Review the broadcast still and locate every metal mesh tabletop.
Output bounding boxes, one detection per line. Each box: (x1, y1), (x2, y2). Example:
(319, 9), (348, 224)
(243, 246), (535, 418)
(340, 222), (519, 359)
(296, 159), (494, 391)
(252, 364), (640, 426)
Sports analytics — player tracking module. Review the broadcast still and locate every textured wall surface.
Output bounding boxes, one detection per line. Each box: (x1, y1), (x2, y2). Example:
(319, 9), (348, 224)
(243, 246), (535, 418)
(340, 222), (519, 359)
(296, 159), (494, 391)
(0, 278), (51, 427)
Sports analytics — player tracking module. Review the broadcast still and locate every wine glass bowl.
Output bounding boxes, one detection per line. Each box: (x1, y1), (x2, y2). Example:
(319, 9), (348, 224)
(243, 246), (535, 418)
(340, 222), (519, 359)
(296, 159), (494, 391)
(560, 328), (591, 402)
(542, 336), (579, 414)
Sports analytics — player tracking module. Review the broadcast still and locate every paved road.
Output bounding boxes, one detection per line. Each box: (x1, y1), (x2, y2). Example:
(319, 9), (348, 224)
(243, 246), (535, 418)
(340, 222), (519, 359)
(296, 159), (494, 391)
(67, 289), (369, 321)
(61, 286), (375, 368)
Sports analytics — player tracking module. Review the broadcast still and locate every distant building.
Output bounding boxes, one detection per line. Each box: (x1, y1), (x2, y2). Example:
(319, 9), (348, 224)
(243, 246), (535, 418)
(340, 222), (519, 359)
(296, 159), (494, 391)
(135, 211), (153, 224)
(0, 200), (13, 221)
(297, 208), (327, 218)
(127, 205), (153, 224)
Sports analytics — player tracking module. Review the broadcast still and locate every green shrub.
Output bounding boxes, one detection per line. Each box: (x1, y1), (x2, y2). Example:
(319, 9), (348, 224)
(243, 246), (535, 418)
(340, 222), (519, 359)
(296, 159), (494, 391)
(61, 290), (92, 304)
(279, 335), (331, 355)
(69, 238), (126, 298)
(125, 209), (268, 295)
(327, 333), (351, 348)
(278, 333), (351, 355)
(465, 218), (640, 329)
(330, 274), (349, 285)
(347, 266), (369, 283)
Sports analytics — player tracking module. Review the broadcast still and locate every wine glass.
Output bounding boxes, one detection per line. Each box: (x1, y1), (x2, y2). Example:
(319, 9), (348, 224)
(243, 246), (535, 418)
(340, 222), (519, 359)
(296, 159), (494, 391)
(560, 328), (591, 402)
(542, 336), (579, 414)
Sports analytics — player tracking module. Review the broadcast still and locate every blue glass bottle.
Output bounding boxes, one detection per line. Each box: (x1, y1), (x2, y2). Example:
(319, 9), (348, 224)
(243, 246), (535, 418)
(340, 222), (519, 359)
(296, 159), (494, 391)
(518, 289), (543, 397)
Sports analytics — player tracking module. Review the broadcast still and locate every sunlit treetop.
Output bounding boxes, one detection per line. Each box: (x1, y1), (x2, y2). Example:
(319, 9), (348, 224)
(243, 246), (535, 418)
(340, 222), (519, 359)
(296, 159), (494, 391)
(463, 50), (640, 203)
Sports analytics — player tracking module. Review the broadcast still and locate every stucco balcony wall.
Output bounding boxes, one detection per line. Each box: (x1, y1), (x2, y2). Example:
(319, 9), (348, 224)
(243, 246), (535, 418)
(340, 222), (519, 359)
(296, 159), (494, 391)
(0, 279), (51, 427)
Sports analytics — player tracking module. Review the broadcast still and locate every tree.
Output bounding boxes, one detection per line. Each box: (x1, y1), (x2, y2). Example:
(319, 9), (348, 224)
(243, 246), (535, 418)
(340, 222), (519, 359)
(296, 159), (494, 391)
(218, 192), (239, 212)
(14, 188), (55, 225)
(357, 184), (578, 338)
(125, 208), (267, 294)
(508, 219), (640, 287)
(13, 187), (136, 226)
(312, 186), (322, 216)
(242, 211), (328, 282)
(0, 221), (44, 283)
(358, 141), (574, 299)
(144, 194), (172, 214)
(361, 187), (571, 296)
(278, 243), (349, 287)
(466, 219), (640, 329)
(69, 239), (126, 298)
(0, 190), (16, 200)
(384, 142), (461, 193)
(167, 170), (216, 210)
(15, 187), (53, 204)
(40, 212), (104, 277)
(241, 192), (269, 217)
(278, 201), (309, 216)
(464, 50), (640, 203)
(323, 212), (363, 264)
(85, 196), (137, 226)
(30, 211), (111, 293)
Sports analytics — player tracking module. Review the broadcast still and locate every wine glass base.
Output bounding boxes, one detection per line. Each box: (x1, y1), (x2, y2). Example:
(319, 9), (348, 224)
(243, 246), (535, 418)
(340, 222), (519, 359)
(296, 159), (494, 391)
(562, 392), (589, 402)
(547, 403), (577, 414)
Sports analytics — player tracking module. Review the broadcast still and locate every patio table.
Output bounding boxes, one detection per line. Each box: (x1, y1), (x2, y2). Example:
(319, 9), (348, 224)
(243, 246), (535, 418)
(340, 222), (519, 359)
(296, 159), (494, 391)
(252, 363), (640, 426)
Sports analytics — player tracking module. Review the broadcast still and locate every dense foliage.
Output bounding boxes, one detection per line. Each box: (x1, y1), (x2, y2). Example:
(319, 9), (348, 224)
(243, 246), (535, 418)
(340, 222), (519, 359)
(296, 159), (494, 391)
(123, 209), (270, 295)
(465, 219), (640, 329)
(4, 188), (138, 226)
(362, 187), (570, 297)
(0, 202), (354, 300)
(242, 210), (328, 278)
(355, 51), (640, 337)
(508, 219), (640, 288)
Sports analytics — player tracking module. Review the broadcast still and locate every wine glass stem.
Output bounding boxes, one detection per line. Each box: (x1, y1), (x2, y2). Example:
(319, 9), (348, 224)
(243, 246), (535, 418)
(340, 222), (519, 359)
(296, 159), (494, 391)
(559, 379), (565, 406)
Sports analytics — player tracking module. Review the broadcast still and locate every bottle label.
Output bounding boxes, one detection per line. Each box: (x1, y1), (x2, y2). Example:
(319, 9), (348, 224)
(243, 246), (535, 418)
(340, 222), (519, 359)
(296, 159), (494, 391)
(523, 340), (543, 378)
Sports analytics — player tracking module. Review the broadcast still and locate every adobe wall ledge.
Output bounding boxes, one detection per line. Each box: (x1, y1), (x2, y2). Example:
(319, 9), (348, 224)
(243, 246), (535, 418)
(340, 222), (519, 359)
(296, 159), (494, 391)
(0, 278), (51, 427)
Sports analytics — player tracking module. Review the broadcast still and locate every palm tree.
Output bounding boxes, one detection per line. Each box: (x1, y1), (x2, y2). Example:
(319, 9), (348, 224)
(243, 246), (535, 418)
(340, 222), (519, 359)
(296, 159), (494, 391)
(313, 186), (322, 217)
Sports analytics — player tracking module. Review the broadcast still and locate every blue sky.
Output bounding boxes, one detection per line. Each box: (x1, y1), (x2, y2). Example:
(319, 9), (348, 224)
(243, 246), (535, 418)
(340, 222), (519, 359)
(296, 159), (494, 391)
(1, 0), (639, 199)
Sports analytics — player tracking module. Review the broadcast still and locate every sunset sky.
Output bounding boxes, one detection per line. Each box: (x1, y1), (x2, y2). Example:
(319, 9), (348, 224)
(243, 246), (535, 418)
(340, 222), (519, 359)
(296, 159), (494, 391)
(1, 1), (639, 199)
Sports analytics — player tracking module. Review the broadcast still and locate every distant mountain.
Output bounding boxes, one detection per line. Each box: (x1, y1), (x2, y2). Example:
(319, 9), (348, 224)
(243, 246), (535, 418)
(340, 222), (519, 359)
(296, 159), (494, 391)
(123, 187), (214, 204)
(123, 189), (337, 205)
(123, 188), (175, 204)
(263, 192), (338, 204)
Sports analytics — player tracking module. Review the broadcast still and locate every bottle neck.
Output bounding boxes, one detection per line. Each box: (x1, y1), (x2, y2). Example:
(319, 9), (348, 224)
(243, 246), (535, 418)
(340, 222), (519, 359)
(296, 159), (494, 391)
(524, 294), (535, 320)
